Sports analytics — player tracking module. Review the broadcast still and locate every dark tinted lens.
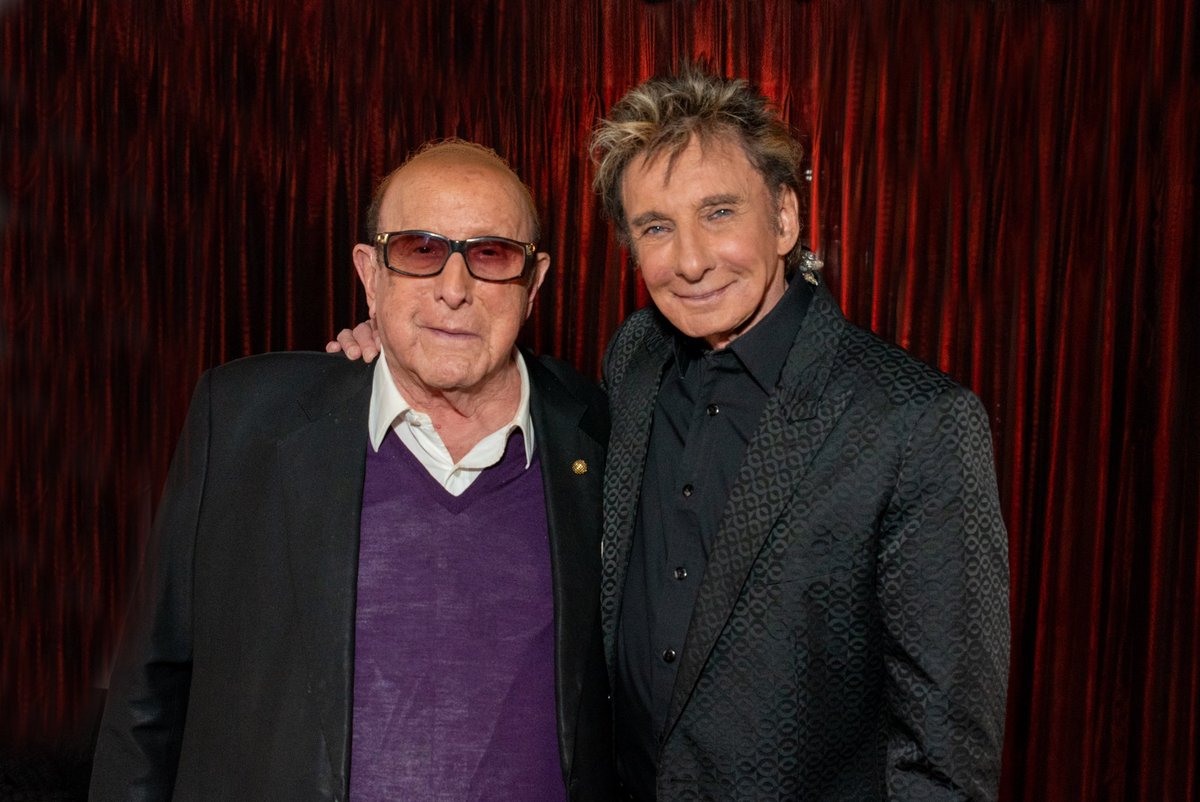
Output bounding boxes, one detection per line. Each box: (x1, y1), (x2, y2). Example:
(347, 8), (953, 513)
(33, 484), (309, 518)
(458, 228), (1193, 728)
(386, 232), (449, 275)
(464, 238), (527, 280)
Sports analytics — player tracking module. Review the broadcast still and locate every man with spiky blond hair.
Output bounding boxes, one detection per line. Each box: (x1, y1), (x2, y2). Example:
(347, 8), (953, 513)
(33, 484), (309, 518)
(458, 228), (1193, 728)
(592, 64), (1008, 801)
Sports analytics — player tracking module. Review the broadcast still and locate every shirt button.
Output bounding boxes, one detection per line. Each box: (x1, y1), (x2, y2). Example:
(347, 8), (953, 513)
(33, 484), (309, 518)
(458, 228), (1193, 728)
(682, 484), (693, 497)
(662, 648), (677, 663)
(706, 403), (720, 416)
(673, 566), (688, 580)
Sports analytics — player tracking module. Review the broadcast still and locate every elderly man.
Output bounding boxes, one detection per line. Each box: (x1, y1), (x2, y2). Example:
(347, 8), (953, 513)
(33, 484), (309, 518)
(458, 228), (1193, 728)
(335, 68), (1009, 800)
(591, 67), (1010, 800)
(91, 141), (614, 800)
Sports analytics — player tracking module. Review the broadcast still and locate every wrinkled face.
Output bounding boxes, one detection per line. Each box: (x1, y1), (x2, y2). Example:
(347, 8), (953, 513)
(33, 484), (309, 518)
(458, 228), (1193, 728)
(620, 135), (799, 350)
(352, 156), (549, 400)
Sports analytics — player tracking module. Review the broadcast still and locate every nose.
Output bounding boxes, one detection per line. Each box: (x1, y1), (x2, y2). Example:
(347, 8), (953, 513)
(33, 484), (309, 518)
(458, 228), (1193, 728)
(434, 252), (473, 308)
(674, 225), (712, 282)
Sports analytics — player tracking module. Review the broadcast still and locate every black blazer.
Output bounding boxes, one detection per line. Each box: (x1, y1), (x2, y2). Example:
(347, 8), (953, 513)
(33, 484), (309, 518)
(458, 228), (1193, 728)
(601, 280), (1009, 800)
(91, 351), (615, 801)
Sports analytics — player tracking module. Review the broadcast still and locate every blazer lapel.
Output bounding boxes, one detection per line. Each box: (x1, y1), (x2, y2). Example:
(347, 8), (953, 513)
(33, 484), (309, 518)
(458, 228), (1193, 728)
(663, 283), (854, 738)
(278, 363), (372, 794)
(526, 356), (607, 781)
(601, 324), (672, 677)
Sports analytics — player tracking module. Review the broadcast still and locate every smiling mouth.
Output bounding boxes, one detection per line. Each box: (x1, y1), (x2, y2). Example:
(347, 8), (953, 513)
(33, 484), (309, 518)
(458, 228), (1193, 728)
(674, 283), (732, 304)
(423, 325), (477, 339)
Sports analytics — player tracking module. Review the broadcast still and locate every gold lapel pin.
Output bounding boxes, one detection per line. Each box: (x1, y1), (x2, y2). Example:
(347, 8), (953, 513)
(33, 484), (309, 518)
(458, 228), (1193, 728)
(571, 459), (588, 475)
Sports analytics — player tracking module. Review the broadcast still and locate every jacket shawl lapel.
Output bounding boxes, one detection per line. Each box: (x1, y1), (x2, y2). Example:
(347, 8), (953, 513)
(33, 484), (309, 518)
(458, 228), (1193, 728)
(601, 318), (672, 682)
(661, 282), (855, 742)
(278, 362), (373, 797)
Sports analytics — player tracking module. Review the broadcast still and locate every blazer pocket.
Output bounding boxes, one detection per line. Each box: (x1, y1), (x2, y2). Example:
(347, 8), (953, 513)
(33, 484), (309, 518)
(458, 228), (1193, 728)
(760, 569), (837, 588)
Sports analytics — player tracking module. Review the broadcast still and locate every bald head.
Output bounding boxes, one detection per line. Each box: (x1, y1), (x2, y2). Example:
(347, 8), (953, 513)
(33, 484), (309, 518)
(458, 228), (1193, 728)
(364, 139), (541, 244)
(351, 136), (552, 412)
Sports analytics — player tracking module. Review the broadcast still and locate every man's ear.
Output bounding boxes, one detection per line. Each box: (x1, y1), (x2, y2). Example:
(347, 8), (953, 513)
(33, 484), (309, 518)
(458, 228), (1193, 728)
(524, 252), (552, 321)
(352, 244), (380, 318)
(775, 185), (801, 258)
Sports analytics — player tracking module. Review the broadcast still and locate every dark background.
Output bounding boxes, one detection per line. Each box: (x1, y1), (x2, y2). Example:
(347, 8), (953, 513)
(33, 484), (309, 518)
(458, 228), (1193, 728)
(2, 0), (1197, 799)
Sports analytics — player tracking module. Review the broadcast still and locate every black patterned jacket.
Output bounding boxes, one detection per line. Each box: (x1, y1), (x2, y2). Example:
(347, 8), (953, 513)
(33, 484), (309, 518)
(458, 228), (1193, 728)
(601, 278), (1009, 801)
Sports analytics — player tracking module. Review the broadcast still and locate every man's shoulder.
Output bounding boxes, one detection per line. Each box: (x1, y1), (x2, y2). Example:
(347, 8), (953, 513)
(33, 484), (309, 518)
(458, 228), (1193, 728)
(833, 319), (975, 411)
(208, 350), (368, 382)
(523, 350), (609, 445)
(202, 351), (373, 412)
(528, 352), (603, 401)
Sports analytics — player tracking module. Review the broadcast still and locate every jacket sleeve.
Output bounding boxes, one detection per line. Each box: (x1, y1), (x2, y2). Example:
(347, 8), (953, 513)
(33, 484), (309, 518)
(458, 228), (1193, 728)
(878, 386), (1010, 801)
(90, 372), (212, 801)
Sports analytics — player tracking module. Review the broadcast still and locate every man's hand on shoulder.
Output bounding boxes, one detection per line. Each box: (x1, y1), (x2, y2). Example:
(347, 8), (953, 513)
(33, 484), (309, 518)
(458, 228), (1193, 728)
(326, 319), (380, 363)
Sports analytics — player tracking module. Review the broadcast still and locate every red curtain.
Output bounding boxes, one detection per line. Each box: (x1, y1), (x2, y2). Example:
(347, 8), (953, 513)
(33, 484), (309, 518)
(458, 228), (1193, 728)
(2, 1), (1197, 798)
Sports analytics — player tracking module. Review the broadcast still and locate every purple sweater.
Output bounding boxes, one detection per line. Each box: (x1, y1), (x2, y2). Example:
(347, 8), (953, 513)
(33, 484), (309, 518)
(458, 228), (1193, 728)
(349, 430), (565, 801)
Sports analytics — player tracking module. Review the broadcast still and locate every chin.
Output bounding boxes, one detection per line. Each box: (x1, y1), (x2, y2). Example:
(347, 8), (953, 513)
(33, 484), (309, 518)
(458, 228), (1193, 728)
(424, 367), (484, 391)
(670, 311), (739, 345)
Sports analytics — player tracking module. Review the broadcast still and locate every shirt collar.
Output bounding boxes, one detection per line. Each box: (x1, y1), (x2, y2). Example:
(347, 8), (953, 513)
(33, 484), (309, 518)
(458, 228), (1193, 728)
(671, 276), (813, 393)
(367, 348), (536, 467)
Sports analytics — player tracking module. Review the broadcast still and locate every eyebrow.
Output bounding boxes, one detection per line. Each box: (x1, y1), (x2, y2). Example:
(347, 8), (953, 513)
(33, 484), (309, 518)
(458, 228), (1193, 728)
(628, 193), (745, 230)
(698, 193), (742, 208)
(629, 210), (667, 229)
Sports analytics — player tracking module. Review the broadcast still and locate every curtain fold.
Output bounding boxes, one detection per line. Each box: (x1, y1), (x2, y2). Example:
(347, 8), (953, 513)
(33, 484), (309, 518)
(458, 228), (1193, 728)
(2, 1), (1196, 798)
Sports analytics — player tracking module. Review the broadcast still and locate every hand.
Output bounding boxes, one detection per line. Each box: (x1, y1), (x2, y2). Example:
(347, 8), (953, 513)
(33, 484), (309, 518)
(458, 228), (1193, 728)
(325, 319), (380, 363)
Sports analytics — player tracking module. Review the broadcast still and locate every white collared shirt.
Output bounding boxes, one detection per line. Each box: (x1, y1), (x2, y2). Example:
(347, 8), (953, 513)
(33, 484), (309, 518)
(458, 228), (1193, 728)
(367, 349), (536, 496)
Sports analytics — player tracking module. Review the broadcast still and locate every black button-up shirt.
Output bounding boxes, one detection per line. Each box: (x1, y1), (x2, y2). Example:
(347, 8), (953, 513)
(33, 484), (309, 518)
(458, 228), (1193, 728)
(614, 278), (813, 797)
